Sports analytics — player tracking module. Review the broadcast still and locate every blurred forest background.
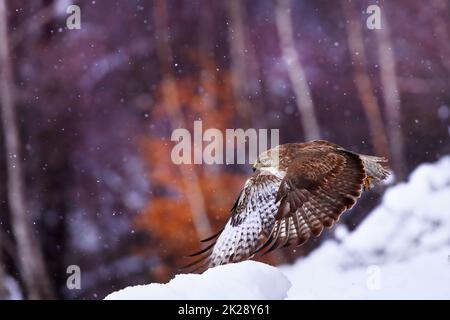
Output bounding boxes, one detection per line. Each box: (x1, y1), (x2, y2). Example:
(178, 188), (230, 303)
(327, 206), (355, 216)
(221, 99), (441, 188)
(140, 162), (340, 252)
(0, 0), (449, 299)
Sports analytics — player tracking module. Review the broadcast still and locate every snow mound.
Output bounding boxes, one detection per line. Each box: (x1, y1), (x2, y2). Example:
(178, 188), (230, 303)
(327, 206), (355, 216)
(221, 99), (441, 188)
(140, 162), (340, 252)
(282, 156), (450, 299)
(2, 276), (23, 300)
(105, 261), (291, 300)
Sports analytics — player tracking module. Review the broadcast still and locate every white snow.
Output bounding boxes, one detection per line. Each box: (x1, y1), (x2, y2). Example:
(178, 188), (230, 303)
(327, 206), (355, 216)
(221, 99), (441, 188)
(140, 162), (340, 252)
(3, 276), (23, 300)
(282, 155), (450, 299)
(106, 156), (450, 300)
(104, 261), (291, 300)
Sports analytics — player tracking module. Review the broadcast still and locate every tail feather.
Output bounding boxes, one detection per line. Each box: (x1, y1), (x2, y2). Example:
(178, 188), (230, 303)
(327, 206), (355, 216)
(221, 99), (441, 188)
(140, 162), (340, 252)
(207, 217), (262, 267)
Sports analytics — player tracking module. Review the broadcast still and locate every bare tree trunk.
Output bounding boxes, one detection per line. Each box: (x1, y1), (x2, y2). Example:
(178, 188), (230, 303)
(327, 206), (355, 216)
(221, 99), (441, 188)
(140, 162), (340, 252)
(0, 0), (53, 299)
(0, 235), (9, 299)
(376, 10), (406, 180)
(198, 0), (217, 113)
(227, 0), (253, 124)
(153, 0), (212, 239)
(274, 0), (321, 141)
(431, 0), (450, 74)
(198, 2), (225, 177)
(342, 0), (390, 158)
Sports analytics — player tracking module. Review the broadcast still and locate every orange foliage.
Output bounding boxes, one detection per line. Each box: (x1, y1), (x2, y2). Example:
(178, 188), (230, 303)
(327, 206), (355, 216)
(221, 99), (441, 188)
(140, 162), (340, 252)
(137, 172), (245, 255)
(135, 56), (251, 280)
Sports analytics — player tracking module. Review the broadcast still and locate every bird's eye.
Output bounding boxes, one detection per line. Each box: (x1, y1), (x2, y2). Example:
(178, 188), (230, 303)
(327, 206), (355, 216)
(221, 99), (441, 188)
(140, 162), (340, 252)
(252, 166), (256, 172)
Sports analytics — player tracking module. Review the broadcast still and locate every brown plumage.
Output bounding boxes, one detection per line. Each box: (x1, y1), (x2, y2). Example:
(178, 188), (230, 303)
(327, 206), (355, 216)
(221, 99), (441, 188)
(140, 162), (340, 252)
(185, 140), (390, 271)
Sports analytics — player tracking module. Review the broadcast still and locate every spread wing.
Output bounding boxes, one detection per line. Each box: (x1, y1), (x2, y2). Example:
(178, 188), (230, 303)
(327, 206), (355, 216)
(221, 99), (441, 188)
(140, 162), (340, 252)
(255, 149), (366, 254)
(184, 172), (283, 271)
(183, 140), (390, 271)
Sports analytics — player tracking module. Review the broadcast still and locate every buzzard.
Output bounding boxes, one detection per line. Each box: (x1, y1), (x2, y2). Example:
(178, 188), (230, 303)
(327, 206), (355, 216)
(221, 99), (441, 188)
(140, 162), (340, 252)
(185, 140), (389, 271)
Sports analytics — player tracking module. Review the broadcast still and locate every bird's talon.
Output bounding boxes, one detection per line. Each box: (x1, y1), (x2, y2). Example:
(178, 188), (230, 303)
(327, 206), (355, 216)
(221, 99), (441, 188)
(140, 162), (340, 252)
(363, 176), (373, 190)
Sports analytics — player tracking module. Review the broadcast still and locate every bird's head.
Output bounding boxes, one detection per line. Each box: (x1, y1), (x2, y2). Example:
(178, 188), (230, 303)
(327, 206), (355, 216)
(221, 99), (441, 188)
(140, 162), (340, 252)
(252, 146), (281, 172)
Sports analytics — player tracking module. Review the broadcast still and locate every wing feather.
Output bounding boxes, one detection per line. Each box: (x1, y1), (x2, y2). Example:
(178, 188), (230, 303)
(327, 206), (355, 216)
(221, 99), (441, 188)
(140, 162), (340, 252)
(259, 149), (366, 254)
(184, 172), (282, 271)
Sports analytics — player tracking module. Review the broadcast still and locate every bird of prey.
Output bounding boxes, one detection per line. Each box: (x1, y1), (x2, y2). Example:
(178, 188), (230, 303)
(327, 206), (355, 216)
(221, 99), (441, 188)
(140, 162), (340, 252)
(185, 140), (389, 271)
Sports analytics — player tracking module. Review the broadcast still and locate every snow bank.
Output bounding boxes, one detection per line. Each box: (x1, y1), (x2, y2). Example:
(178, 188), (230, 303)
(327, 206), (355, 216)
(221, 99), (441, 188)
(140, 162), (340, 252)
(282, 156), (450, 299)
(106, 156), (450, 300)
(2, 276), (23, 300)
(105, 261), (291, 300)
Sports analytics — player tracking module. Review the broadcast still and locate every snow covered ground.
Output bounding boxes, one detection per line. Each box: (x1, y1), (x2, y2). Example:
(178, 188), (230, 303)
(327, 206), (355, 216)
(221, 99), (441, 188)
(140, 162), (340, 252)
(282, 155), (450, 299)
(106, 156), (450, 300)
(105, 261), (290, 300)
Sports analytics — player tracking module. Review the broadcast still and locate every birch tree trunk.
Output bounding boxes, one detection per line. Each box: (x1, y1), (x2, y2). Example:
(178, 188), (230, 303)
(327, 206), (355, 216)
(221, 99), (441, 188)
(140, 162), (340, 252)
(199, 0), (217, 113)
(0, 238), (9, 299)
(274, 0), (321, 141)
(431, 0), (450, 74)
(153, 0), (212, 239)
(0, 0), (53, 299)
(376, 10), (406, 180)
(227, 0), (251, 123)
(342, 0), (390, 158)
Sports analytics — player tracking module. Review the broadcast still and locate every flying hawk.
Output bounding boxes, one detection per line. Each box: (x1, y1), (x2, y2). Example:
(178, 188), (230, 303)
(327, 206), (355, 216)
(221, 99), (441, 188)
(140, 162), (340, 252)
(186, 140), (389, 271)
